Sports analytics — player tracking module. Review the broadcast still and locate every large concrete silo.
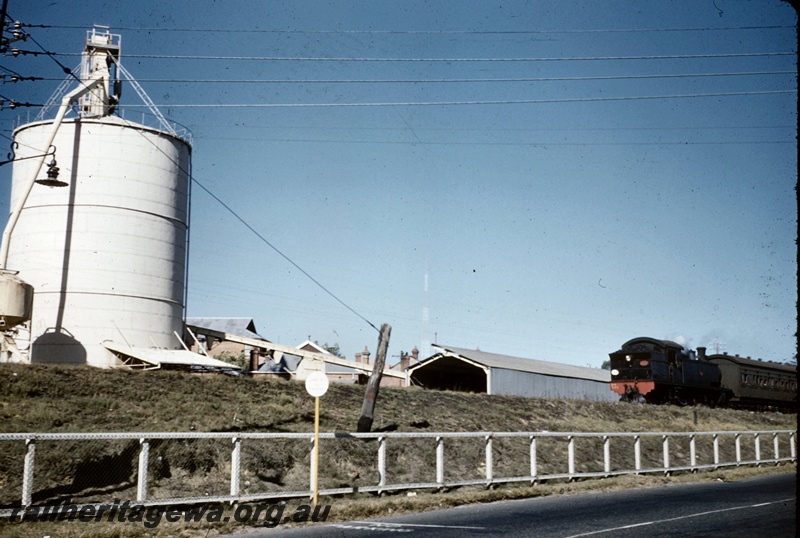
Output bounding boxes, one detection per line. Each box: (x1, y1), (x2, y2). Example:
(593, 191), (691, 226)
(1, 28), (192, 368)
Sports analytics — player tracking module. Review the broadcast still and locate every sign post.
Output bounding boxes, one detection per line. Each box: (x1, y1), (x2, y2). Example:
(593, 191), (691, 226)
(304, 370), (329, 506)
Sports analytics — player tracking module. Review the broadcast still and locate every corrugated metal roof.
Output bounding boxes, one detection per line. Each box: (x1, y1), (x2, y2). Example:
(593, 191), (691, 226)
(324, 361), (365, 374)
(257, 352), (302, 374)
(103, 341), (241, 370)
(422, 345), (610, 382)
(185, 318), (267, 341)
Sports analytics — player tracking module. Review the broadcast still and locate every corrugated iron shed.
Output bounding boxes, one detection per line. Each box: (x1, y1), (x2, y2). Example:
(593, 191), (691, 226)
(408, 345), (615, 401)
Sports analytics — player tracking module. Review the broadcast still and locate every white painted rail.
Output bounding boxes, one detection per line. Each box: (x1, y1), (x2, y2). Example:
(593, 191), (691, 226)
(0, 429), (794, 517)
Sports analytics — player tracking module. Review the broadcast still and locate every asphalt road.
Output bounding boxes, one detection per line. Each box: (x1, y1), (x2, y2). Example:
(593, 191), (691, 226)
(231, 472), (796, 537)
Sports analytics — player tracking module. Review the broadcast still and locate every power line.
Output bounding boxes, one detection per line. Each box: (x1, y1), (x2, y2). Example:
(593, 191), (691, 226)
(5, 24), (382, 334)
(24, 32), (80, 79)
(20, 23), (797, 35)
(20, 70), (795, 85)
(189, 177), (380, 333)
(50, 51), (795, 62)
(186, 124), (797, 133)
(114, 89), (796, 109)
(190, 137), (794, 148)
(108, 113), (382, 334)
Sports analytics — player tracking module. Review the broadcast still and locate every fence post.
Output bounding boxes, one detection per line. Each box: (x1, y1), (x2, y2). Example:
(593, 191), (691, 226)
(309, 435), (316, 500)
(529, 436), (538, 484)
(603, 436), (611, 476)
(790, 432), (796, 460)
(137, 438), (149, 502)
(713, 434), (719, 469)
(735, 433), (742, 465)
(772, 433), (779, 463)
(378, 437), (386, 491)
(22, 438), (35, 507)
(567, 436), (575, 478)
(634, 435), (641, 473)
(436, 437), (444, 485)
(230, 437), (241, 499)
(754, 433), (761, 465)
(485, 435), (493, 485)
(690, 434), (696, 471)
(662, 435), (670, 474)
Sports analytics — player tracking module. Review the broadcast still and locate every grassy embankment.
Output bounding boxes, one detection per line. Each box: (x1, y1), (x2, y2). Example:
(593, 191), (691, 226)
(0, 363), (795, 537)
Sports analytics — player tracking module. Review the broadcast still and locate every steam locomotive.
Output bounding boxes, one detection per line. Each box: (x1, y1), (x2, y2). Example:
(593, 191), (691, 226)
(608, 337), (796, 410)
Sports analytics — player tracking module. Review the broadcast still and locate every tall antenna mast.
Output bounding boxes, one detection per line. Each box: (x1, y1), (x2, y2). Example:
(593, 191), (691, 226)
(710, 337), (726, 354)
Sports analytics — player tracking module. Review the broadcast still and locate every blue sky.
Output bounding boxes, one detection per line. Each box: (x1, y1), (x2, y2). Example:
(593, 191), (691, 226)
(1, 1), (796, 367)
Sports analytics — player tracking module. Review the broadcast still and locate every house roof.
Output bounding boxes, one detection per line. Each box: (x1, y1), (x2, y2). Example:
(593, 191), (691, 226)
(411, 345), (610, 382)
(185, 318), (267, 341)
(296, 340), (332, 355)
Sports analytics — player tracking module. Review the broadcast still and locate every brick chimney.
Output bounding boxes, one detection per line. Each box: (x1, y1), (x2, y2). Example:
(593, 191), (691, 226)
(411, 346), (419, 363)
(361, 345), (370, 365)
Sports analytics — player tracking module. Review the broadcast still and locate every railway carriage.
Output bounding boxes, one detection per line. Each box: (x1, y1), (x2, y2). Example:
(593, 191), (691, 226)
(706, 353), (796, 410)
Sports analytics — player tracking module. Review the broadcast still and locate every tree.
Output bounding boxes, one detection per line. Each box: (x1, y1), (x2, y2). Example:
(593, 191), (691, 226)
(319, 342), (344, 358)
(601, 360), (611, 370)
(217, 351), (248, 369)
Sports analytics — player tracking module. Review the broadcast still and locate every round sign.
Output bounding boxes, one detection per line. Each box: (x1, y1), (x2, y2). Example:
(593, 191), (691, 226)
(305, 371), (329, 397)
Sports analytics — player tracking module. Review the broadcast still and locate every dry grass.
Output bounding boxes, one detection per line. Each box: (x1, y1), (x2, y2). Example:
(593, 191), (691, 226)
(0, 363), (796, 537)
(1, 364), (794, 435)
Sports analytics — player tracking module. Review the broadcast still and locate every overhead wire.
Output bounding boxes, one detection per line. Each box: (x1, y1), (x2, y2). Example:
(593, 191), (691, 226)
(48, 51), (796, 62)
(24, 32), (80, 78)
(5, 18), (795, 335)
(114, 89), (796, 109)
(8, 25), (373, 336)
(18, 70), (796, 84)
(19, 23), (797, 34)
(105, 111), (382, 334)
(188, 176), (381, 333)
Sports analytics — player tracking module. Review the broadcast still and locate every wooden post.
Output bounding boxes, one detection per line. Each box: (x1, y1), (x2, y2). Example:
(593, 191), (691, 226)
(357, 323), (391, 432)
(313, 396), (320, 506)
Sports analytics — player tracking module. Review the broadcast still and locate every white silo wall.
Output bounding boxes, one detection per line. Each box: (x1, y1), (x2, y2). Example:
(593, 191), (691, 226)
(7, 117), (191, 367)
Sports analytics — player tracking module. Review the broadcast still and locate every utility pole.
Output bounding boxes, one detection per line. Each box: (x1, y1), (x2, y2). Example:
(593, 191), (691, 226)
(357, 323), (391, 433)
(1, 1), (12, 55)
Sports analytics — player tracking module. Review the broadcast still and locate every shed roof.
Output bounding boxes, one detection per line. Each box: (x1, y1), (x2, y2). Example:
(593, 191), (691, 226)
(103, 341), (241, 370)
(324, 361), (365, 375)
(257, 352), (302, 374)
(412, 345), (610, 382)
(185, 318), (267, 341)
